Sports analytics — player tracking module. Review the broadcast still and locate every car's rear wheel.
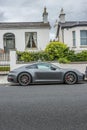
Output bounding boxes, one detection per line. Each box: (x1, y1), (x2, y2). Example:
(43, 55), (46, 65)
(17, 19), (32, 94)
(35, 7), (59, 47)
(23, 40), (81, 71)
(18, 73), (31, 86)
(64, 72), (77, 85)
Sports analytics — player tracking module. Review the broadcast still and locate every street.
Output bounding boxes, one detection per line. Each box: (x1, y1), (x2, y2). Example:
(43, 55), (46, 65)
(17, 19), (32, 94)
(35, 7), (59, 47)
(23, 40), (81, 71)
(0, 83), (87, 130)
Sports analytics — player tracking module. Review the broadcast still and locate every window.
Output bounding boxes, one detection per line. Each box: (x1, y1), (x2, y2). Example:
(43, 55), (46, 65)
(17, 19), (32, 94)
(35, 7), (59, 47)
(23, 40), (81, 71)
(80, 30), (87, 45)
(26, 64), (37, 69)
(25, 32), (37, 48)
(37, 63), (58, 70)
(37, 63), (50, 70)
(3, 33), (15, 53)
(72, 31), (76, 46)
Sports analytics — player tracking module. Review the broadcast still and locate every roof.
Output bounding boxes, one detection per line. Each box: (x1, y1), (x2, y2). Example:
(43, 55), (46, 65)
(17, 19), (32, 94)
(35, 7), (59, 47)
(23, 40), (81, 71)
(0, 22), (50, 29)
(58, 21), (87, 28)
(56, 21), (87, 38)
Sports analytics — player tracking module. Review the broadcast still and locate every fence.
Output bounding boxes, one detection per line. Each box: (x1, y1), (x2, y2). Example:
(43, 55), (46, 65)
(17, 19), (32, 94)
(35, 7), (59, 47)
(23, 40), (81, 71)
(0, 52), (10, 74)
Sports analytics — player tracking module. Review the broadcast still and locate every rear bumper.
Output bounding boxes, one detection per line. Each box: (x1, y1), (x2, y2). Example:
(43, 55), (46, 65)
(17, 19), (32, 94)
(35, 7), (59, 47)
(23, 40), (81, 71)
(83, 74), (86, 81)
(83, 74), (87, 81)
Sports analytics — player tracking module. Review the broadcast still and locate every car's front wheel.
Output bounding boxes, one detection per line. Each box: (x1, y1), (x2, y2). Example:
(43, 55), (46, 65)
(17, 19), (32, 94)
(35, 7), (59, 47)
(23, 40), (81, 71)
(64, 72), (77, 85)
(18, 72), (31, 86)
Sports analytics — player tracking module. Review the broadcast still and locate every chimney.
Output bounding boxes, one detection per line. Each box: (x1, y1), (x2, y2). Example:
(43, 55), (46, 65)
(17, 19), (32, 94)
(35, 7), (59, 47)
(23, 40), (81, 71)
(43, 7), (48, 23)
(59, 8), (65, 23)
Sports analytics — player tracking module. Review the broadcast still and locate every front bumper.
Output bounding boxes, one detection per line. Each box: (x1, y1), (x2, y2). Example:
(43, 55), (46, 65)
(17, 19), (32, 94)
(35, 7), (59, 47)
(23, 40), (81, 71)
(7, 75), (17, 83)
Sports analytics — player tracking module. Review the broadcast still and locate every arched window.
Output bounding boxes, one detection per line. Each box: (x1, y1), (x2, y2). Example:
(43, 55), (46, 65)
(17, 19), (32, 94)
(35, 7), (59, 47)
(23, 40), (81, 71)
(3, 33), (15, 53)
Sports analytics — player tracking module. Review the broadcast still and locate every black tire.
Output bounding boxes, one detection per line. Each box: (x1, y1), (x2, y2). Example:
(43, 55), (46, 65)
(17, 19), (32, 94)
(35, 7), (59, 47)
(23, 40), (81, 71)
(64, 72), (77, 85)
(18, 72), (31, 86)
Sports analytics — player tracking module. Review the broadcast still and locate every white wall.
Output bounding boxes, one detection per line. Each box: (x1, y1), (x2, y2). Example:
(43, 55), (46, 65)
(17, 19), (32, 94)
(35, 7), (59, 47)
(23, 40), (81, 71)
(58, 28), (63, 42)
(0, 30), (4, 49)
(0, 28), (50, 51)
(37, 28), (49, 50)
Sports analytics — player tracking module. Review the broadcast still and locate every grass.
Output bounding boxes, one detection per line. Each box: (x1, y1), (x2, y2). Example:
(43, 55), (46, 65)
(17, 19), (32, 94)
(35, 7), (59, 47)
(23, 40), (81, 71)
(0, 66), (10, 71)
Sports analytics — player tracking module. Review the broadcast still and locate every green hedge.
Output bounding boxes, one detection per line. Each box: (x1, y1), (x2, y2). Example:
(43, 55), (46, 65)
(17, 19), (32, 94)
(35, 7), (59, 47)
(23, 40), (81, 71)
(17, 50), (87, 63)
(17, 51), (50, 62)
(17, 41), (87, 63)
(67, 50), (87, 62)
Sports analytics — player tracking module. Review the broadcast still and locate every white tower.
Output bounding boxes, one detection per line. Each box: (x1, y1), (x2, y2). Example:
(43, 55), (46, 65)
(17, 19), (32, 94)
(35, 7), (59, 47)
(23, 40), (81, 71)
(59, 8), (66, 23)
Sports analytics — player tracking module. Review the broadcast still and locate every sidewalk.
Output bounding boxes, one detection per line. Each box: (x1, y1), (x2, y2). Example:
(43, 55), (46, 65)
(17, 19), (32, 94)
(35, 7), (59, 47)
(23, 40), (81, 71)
(0, 75), (9, 84)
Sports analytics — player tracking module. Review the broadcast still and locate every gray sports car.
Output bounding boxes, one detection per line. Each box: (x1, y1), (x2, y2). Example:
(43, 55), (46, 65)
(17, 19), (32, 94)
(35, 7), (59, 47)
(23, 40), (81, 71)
(7, 62), (85, 86)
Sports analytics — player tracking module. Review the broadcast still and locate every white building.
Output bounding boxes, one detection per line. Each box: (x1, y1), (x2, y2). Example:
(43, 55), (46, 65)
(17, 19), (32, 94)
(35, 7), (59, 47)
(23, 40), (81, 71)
(0, 7), (50, 53)
(55, 8), (87, 52)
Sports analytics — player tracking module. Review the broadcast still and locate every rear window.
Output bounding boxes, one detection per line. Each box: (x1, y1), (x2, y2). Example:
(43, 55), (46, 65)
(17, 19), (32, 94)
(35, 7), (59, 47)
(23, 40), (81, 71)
(26, 64), (37, 69)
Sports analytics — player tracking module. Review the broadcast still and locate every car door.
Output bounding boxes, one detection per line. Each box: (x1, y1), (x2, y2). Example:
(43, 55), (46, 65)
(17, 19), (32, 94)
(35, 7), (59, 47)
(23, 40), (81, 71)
(34, 63), (62, 83)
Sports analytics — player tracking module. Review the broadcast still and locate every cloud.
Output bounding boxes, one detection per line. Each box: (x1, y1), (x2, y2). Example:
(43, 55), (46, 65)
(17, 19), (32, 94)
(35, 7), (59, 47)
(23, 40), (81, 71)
(0, 0), (87, 22)
(0, 9), (6, 21)
(0, 0), (87, 39)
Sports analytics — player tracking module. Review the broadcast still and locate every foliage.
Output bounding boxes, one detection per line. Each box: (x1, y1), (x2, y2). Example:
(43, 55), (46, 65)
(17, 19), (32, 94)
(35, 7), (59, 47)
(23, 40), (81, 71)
(58, 57), (70, 64)
(76, 51), (87, 61)
(66, 50), (87, 62)
(17, 51), (50, 62)
(17, 42), (87, 63)
(45, 41), (69, 60)
(66, 50), (77, 62)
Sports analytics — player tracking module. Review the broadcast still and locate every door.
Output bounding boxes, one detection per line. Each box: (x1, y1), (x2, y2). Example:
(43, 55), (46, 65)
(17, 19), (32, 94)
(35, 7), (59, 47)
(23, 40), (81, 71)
(34, 63), (62, 83)
(3, 33), (15, 53)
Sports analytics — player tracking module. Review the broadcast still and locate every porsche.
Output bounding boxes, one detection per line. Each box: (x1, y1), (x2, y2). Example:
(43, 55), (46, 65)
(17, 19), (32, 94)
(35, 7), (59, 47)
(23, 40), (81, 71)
(7, 62), (85, 86)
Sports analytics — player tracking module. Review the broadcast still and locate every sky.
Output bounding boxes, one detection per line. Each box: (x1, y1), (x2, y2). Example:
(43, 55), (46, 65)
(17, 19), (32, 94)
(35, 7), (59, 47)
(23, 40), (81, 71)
(0, 0), (87, 39)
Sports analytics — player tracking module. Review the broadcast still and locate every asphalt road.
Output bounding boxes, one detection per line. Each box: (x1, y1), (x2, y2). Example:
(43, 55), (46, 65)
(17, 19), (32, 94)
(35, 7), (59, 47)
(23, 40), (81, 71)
(0, 83), (87, 130)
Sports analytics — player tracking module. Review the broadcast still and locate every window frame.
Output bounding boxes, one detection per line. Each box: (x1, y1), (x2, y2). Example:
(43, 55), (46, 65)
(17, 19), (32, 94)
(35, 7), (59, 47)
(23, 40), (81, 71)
(80, 30), (87, 46)
(3, 33), (15, 53)
(72, 31), (76, 47)
(25, 32), (37, 49)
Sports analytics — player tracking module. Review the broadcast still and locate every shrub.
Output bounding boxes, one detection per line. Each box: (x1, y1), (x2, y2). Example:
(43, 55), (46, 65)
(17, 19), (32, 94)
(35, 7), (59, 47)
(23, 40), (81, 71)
(58, 57), (70, 64)
(17, 51), (50, 62)
(17, 47), (87, 62)
(66, 50), (77, 62)
(76, 51), (87, 61)
(45, 41), (69, 60)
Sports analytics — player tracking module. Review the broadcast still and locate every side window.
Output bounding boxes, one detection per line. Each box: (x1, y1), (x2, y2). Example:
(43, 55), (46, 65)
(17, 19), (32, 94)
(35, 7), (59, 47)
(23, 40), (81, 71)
(26, 64), (37, 69)
(37, 63), (50, 70)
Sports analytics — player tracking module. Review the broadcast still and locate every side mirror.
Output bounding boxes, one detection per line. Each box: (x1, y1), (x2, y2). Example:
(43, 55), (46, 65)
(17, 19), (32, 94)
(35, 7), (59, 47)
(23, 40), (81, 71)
(50, 66), (56, 70)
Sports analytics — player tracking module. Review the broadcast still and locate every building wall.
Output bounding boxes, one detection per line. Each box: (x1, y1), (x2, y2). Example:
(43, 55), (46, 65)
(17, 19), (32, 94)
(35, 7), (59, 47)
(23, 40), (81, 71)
(59, 26), (87, 52)
(0, 28), (49, 51)
(58, 27), (63, 42)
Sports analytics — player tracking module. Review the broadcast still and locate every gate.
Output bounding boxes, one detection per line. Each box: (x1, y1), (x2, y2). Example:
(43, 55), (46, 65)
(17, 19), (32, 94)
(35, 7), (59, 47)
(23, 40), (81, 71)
(0, 50), (10, 74)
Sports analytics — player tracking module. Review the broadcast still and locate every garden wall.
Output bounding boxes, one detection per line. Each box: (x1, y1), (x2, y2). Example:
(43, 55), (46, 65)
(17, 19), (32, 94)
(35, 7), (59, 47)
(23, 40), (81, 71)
(10, 50), (87, 74)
